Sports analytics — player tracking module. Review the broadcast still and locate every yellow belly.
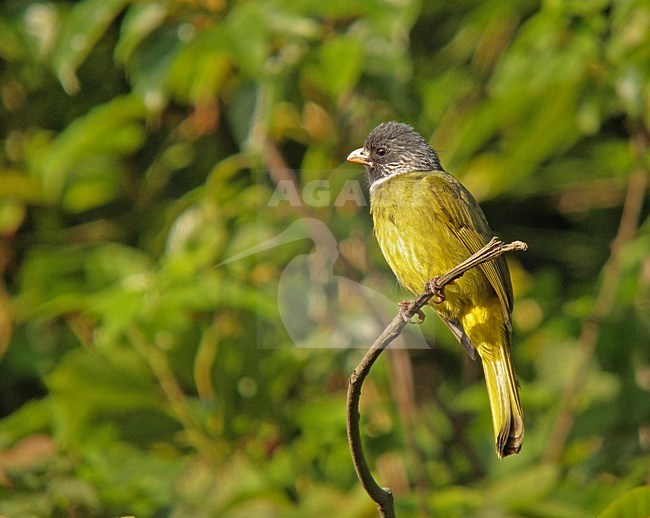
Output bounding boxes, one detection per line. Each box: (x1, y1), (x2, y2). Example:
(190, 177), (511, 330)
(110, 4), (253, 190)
(369, 172), (504, 345)
(369, 171), (523, 457)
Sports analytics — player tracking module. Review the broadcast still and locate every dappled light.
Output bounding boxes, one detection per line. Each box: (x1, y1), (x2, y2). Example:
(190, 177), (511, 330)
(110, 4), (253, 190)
(0, 0), (649, 516)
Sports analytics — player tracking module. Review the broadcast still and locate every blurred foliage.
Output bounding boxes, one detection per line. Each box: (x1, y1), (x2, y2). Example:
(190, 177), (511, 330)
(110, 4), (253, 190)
(0, 0), (649, 516)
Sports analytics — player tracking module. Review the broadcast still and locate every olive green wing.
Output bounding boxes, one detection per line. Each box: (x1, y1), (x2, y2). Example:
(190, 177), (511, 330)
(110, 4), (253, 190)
(425, 171), (514, 330)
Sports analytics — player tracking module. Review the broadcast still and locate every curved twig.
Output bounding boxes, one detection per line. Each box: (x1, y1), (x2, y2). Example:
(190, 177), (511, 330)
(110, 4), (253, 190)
(346, 237), (528, 517)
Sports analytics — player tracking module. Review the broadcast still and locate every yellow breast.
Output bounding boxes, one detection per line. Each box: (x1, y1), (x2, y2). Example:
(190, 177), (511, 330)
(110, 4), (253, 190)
(369, 172), (494, 322)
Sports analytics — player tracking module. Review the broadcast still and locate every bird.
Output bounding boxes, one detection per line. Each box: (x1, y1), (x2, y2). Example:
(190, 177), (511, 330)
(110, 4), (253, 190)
(347, 121), (523, 458)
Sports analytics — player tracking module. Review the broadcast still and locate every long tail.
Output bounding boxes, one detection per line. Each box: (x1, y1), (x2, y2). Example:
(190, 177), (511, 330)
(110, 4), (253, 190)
(478, 338), (524, 458)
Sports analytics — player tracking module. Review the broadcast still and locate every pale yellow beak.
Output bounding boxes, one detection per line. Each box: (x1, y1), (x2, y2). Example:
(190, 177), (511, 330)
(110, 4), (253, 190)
(346, 147), (371, 165)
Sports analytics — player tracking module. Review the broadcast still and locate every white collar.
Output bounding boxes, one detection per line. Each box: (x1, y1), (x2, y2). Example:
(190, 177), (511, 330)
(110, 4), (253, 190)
(369, 169), (413, 194)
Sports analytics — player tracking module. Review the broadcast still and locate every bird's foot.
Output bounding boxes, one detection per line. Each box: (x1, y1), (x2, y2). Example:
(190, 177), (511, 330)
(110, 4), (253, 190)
(425, 276), (446, 304)
(398, 300), (426, 324)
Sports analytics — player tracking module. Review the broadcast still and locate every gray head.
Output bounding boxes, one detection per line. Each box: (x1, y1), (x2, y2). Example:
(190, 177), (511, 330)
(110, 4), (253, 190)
(347, 122), (442, 188)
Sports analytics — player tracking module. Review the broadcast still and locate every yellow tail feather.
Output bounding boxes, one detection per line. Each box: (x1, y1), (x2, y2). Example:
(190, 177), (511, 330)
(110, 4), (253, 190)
(478, 340), (524, 458)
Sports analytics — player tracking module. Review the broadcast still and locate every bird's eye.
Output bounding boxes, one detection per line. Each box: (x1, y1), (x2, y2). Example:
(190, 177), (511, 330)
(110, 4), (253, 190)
(376, 147), (387, 157)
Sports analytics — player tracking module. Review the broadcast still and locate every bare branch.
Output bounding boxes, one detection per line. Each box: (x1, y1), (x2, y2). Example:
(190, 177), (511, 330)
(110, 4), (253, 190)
(346, 238), (528, 517)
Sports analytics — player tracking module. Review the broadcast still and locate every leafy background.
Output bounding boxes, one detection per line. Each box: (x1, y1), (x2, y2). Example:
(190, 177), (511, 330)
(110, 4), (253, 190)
(1, 0), (649, 516)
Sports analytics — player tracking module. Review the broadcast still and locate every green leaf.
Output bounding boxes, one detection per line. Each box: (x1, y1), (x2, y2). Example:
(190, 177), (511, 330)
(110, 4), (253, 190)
(482, 464), (560, 511)
(52, 0), (131, 93)
(46, 347), (161, 447)
(317, 36), (364, 99)
(31, 94), (146, 202)
(166, 28), (232, 105)
(224, 3), (269, 78)
(598, 486), (650, 518)
(0, 399), (53, 446)
(114, 1), (168, 64)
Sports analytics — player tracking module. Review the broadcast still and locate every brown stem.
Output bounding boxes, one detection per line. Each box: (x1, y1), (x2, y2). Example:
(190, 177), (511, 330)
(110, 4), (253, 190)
(346, 237), (527, 517)
(128, 327), (218, 462)
(542, 127), (649, 464)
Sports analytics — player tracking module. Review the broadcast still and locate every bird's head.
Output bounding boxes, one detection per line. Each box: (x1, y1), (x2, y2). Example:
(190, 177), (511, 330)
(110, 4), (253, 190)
(346, 121), (442, 189)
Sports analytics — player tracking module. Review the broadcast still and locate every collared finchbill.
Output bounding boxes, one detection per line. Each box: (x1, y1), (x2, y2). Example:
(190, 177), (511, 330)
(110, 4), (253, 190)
(346, 147), (371, 165)
(346, 121), (524, 458)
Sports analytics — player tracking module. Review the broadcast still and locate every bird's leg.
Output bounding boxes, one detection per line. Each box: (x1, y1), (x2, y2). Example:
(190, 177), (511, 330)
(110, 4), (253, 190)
(424, 276), (446, 304)
(398, 300), (426, 324)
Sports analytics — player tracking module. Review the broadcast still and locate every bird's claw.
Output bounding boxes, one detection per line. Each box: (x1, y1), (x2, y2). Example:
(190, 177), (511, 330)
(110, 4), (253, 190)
(425, 276), (446, 304)
(398, 300), (426, 324)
